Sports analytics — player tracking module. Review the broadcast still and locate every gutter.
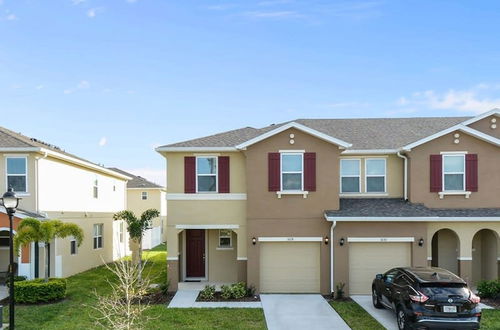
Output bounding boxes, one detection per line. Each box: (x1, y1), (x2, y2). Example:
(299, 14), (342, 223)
(397, 150), (408, 200)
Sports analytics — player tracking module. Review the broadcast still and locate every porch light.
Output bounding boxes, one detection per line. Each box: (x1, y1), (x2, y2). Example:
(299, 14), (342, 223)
(324, 236), (329, 245)
(418, 238), (424, 247)
(1, 187), (21, 214)
(252, 237), (257, 245)
(339, 237), (345, 246)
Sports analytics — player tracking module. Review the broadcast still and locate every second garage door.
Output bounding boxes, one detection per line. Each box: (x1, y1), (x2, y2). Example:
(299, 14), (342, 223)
(260, 242), (320, 293)
(349, 242), (411, 294)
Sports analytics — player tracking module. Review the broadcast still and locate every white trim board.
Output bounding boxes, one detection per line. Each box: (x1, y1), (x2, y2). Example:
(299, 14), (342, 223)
(341, 149), (398, 155)
(258, 236), (323, 242)
(458, 257), (473, 261)
(237, 257), (248, 261)
(167, 256), (179, 261)
(175, 224), (240, 230)
(460, 109), (500, 126)
(347, 237), (415, 243)
(156, 147), (238, 152)
(324, 215), (500, 222)
(235, 122), (352, 149)
(167, 193), (247, 200)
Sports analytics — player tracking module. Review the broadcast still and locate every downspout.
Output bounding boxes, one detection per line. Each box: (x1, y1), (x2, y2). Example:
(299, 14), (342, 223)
(35, 151), (48, 213)
(330, 220), (336, 295)
(397, 150), (408, 201)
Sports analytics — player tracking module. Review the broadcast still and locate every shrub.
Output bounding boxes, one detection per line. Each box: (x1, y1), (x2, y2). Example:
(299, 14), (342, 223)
(14, 278), (67, 304)
(246, 284), (256, 297)
(6, 275), (27, 287)
(477, 279), (500, 298)
(335, 282), (345, 300)
(159, 279), (171, 295)
(231, 282), (247, 299)
(199, 285), (215, 300)
(221, 285), (232, 299)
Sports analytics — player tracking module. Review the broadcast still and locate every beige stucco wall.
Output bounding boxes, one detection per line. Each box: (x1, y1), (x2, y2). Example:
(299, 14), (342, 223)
(339, 154), (404, 198)
(408, 130), (500, 208)
(0, 152), (37, 211)
(163, 152), (247, 193)
(468, 115), (500, 139)
(127, 188), (166, 243)
(207, 229), (238, 283)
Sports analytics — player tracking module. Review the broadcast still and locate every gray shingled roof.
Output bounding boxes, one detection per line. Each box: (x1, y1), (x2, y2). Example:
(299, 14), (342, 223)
(159, 116), (471, 150)
(325, 198), (500, 218)
(109, 168), (164, 189)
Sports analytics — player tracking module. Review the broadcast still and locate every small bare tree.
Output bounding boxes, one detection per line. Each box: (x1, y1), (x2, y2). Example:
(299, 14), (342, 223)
(90, 259), (152, 330)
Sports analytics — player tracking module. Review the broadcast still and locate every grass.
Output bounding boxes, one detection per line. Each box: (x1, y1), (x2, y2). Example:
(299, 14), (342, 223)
(330, 300), (385, 330)
(4, 244), (266, 329)
(331, 299), (500, 330)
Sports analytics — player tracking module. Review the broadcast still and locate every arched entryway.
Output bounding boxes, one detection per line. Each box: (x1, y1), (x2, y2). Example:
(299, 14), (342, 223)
(472, 229), (498, 284)
(431, 228), (460, 275)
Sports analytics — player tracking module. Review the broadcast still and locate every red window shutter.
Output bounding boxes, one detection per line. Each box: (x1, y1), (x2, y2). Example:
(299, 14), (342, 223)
(465, 154), (478, 192)
(218, 156), (230, 193)
(268, 153), (280, 191)
(430, 155), (442, 192)
(184, 156), (196, 193)
(304, 152), (316, 191)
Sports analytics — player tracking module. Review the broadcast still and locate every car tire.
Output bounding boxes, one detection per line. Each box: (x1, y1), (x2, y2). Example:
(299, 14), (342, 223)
(372, 288), (383, 309)
(396, 307), (411, 330)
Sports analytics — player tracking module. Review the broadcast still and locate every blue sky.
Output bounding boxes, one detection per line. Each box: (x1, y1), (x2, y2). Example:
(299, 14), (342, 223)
(1, 0), (500, 184)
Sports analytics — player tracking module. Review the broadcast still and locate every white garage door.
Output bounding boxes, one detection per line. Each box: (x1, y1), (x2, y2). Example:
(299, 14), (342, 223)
(260, 242), (320, 293)
(349, 242), (411, 294)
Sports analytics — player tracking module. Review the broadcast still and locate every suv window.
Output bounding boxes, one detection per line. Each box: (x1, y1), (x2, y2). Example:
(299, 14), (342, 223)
(421, 284), (469, 297)
(394, 275), (409, 287)
(384, 269), (400, 284)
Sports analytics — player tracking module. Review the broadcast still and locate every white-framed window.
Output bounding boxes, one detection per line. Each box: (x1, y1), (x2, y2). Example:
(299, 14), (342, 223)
(218, 229), (232, 248)
(365, 158), (386, 193)
(93, 224), (103, 249)
(70, 238), (77, 255)
(119, 222), (124, 243)
(6, 157), (27, 193)
(196, 156), (217, 192)
(141, 191), (148, 200)
(443, 154), (465, 191)
(281, 153), (303, 191)
(340, 159), (361, 193)
(93, 178), (99, 199)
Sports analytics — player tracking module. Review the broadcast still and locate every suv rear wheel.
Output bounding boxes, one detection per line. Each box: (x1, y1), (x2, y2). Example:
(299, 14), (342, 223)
(372, 288), (383, 309)
(396, 307), (410, 330)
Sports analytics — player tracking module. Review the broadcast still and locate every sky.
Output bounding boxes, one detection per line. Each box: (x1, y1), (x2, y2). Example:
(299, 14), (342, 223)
(1, 0), (500, 185)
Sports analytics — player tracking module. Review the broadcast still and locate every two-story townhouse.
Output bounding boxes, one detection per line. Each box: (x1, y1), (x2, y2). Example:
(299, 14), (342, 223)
(157, 109), (500, 296)
(0, 126), (131, 279)
(109, 168), (167, 249)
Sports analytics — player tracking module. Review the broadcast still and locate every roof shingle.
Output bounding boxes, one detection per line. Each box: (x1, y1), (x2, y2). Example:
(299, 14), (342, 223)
(109, 168), (164, 189)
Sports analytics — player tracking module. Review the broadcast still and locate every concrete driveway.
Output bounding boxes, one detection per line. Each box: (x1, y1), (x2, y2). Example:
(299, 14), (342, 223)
(261, 294), (350, 330)
(351, 295), (398, 330)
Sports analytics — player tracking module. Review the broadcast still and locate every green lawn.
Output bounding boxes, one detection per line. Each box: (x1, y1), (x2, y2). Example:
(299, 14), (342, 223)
(330, 300), (385, 330)
(4, 244), (266, 329)
(331, 299), (500, 330)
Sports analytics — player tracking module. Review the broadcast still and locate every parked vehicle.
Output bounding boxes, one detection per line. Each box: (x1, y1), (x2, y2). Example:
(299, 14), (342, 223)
(372, 267), (481, 330)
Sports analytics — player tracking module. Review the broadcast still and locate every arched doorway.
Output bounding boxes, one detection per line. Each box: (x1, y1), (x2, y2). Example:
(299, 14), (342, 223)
(472, 229), (498, 284)
(431, 229), (459, 275)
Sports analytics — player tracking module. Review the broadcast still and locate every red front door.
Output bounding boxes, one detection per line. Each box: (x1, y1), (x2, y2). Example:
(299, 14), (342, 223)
(186, 229), (205, 278)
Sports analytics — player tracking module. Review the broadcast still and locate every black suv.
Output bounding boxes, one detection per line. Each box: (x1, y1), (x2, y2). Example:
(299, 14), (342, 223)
(372, 267), (481, 330)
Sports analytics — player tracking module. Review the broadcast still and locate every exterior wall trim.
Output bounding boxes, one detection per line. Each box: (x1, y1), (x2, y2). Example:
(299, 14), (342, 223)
(347, 237), (415, 243)
(324, 215), (500, 222)
(167, 256), (179, 261)
(175, 224), (240, 229)
(341, 149), (398, 155)
(167, 193), (247, 200)
(258, 236), (323, 242)
(458, 257), (473, 261)
(156, 147), (238, 152)
(460, 109), (500, 126)
(237, 257), (248, 261)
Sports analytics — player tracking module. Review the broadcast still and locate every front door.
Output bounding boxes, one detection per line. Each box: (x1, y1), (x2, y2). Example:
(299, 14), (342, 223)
(186, 229), (205, 278)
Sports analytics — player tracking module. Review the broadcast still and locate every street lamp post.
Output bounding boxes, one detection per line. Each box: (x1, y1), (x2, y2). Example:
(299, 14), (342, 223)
(1, 187), (21, 330)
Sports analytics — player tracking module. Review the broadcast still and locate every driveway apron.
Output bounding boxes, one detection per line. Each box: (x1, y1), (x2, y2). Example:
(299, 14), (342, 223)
(261, 294), (350, 330)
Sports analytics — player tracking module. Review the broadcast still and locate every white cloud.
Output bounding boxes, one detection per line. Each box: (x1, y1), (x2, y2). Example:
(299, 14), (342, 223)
(258, 0), (293, 6)
(98, 137), (107, 147)
(6, 14), (17, 21)
(398, 84), (500, 114)
(64, 80), (90, 94)
(243, 10), (302, 19)
(126, 0), (138, 3)
(71, 0), (86, 5)
(125, 168), (166, 186)
(35, 84), (44, 90)
(87, 8), (97, 18)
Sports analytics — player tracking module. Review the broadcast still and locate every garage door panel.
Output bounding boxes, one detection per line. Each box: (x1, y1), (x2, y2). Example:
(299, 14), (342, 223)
(349, 242), (411, 295)
(260, 242), (320, 293)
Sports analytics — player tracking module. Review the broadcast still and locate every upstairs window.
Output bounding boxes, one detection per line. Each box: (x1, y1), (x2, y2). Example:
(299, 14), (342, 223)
(365, 159), (386, 193)
(119, 222), (124, 243)
(93, 224), (103, 249)
(141, 191), (148, 200)
(281, 153), (303, 191)
(93, 179), (99, 199)
(6, 157), (27, 193)
(340, 159), (360, 193)
(443, 155), (465, 191)
(219, 229), (232, 248)
(196, 157), (217, 192)
(70, 239), (77, 255)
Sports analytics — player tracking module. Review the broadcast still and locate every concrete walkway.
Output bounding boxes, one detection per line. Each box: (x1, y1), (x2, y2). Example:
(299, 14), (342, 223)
(261, 294), (350, 330)
(351, 295), (398, 330)
(168, 287), (262, 308)
(0, 286), (7, 301)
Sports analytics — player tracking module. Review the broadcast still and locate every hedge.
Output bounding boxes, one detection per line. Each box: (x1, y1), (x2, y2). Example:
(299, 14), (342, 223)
(14, 278), (67, 304)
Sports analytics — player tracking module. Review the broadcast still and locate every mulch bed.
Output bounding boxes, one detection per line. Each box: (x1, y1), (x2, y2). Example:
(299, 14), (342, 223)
(322, 295), (352, 303)
(137, 291), (176, 304)
(196, 292), (260, 302)
(481, 298), (500, 309)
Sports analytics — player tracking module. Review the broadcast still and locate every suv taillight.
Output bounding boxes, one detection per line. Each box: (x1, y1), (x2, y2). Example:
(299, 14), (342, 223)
(409, 291), (429, 303)
(469, 291), (480, 304)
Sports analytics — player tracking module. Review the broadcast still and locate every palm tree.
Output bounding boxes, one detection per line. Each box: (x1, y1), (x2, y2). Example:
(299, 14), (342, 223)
(113, 209), (159, 276)
(14, 218), (84, 282)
